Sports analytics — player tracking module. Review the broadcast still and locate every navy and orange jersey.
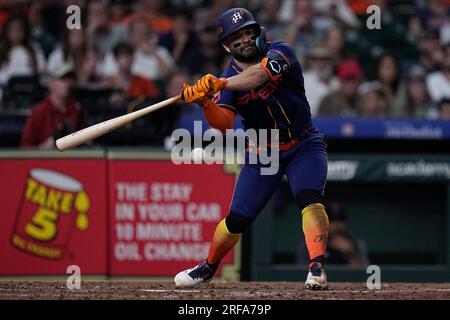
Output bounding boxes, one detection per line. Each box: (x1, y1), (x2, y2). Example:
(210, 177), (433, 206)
(214, 41), (313, 143)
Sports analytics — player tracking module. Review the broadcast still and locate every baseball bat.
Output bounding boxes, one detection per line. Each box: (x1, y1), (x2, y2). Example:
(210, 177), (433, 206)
(56, 95), (181, 151)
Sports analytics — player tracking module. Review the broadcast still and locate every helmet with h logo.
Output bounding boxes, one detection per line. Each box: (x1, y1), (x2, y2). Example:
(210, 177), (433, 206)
(216, 8), (268, 53)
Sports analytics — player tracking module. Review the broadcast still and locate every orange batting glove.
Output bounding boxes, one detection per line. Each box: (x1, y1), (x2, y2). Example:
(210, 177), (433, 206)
(194, 74), (228, 96)
(180, 83), (206, 103)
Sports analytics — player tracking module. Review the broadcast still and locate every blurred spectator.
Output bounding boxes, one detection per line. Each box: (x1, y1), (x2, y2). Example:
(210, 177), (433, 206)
(86, 0), (128, 54)
(438, 97), (450, 120)
(374, 53), (407, 116)
(128, 14), (175, 80)
(163, 70), (188, 126)
(303, 46), (340, 116)
(28, 1), (57, 58)
(442, 23), (450, 46)
(354, 0), (414, 66)
(407, 16), (425, 45)
(0, 14), (46, 85)
(312, 0), (361, 32)
(158, 9), (199, 67)
(417, 31), (444, 73)
(324, 202), (370, 266)
(317, 59), (362, 116)
(125, 69), (184, 148)
(184, 20), (226, 78)
(0, 7), (8, 27)
(357, 81), (388, 118)
(426, 44), (450, 102)
(296, 201), (370, 266)
(256, 0), (289, 40)
(168, 0), (208, 9)
(325, 25), (347, 65)
(104, 42), (160, 103)
(75, 48), (102, 85)
(417, 0), (450, 34)
(203, 0), (239, 21)
(346, 0), (371, 16)
(49, 27), (100, 85)
(129, 0), (173, 34)
(21, 62), (86, 149)
(283, 0), (360, 48)
(284, 0), (317, 54)
(47, 28), (87, 75)
(108, 0), (130, 27)
(166, 70), (190, 102)
(1, 0), (450, 146)
(403, 65), (437, 119)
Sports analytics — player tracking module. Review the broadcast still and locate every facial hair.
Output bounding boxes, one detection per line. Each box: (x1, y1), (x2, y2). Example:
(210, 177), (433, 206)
(231, 42), (260, 63)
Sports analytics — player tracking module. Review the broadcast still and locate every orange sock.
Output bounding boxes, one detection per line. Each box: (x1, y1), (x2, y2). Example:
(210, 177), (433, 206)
(207, 218), (241, 265)
(302, 203), (329, 263)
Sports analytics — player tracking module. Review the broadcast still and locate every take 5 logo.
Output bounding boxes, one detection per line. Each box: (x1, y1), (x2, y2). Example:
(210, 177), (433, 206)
(10, 169), (91, 260)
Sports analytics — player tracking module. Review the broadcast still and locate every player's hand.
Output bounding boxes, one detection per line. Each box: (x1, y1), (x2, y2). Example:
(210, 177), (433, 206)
(194, 74), (228, 96)
(180, 83), (205, 103)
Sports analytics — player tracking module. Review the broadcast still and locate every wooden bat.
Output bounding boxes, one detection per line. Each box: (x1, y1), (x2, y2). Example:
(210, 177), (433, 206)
(56, 95), (180, 151)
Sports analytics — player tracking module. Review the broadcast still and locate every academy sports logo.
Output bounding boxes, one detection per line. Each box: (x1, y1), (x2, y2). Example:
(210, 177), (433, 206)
(231, 10), (244, 23)
(10, 169), (91, 260)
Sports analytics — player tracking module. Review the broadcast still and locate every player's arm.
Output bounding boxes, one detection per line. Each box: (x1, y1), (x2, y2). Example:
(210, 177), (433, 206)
(192, 49), (290, 94)
(189, 64), (271, 93)
(225, 63), (269, 91)
(180, 85), (235, 134)
(201, 99), (235, 134)
(227, 51), (290, 90)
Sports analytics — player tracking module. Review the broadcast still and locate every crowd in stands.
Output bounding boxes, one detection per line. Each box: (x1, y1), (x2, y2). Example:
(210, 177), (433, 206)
(0, 0), (449, 148)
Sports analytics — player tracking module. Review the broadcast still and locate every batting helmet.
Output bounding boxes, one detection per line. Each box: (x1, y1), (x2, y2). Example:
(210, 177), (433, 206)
(216, 8), (260, 42)
(217, 8), (269, 53)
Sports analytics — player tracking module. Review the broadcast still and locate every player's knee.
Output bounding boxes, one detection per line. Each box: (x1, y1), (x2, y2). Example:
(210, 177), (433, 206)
(225, 212), (253, 234)
(295, 190), (324, 211)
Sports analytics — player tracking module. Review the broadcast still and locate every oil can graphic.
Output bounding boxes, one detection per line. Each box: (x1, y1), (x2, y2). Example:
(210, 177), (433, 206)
(10, 169), (90, 259)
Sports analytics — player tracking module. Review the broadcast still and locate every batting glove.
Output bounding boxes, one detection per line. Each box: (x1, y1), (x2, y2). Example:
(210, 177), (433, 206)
(194, 74), (228, 96)
(180, 84), (206, 103)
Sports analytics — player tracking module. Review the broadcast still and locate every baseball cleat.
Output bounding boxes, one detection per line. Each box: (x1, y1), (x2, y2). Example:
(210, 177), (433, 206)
(304, 262), (328, 290)
(174, 261), (216, 288)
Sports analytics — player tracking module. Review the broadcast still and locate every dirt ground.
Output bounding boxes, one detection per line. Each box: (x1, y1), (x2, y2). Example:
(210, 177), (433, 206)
(0, 281), (449, 300)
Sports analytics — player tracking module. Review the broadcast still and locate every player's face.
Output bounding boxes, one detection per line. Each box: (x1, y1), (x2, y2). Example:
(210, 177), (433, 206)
(225, 26), (260, 62)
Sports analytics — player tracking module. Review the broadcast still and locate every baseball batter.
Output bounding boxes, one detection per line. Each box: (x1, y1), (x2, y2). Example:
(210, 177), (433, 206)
(175, 8), (330, 290)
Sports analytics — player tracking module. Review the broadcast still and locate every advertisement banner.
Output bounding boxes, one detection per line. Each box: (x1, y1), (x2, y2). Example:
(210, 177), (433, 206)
(315, 117), (450, 140)
(328, 154), (450, 182)
(0, 157), (107, 275)
(108, 159), (236, 276)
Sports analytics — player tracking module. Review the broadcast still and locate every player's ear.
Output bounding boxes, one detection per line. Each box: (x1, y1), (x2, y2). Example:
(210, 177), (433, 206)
(222, 43), (231, 53)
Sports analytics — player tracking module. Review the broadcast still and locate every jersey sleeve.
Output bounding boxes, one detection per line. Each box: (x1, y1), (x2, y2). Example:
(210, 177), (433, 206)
(261, 42), (297, 81)
(213, 68), (237, 113)
(212, 89), (236, 113)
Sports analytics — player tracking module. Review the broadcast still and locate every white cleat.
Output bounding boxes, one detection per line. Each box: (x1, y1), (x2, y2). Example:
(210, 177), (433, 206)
(174, 261), (215, 288)
(304, 262), (328, 290)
